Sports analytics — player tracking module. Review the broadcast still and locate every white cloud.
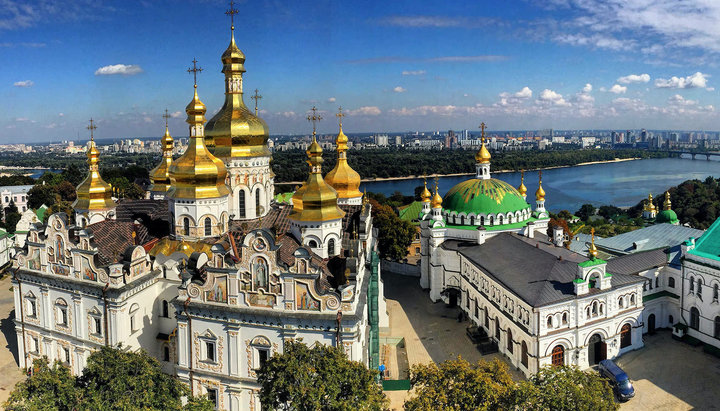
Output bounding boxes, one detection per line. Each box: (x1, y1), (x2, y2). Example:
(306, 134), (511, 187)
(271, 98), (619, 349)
(13, 80), (33, 87)
(143, 117), (152, 123)
(617, 74), (650, 84)
(655, 72), (711, 89)
(582, 83), (592, 93)
(608, 84), (627, 94)
(402, 70), (426, 76)
(347, 106), (382, 116)
(553, 33), (631, 51)
(15, 117), (29, 122)
(170, 111), (183, 118)
(668, 94), (697, 106)
(393, 86), (407, 93)
(275, 111), (297, 118)
(58, 113), (64, 117)
(514, 86), (532, 98)
(94, 64), (143, 76)
(538, 89), (569, 106)
(327, 97), (336, 103)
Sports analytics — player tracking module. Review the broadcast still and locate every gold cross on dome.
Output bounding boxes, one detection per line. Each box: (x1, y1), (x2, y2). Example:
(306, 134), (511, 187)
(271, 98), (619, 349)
(479, 122), (486, 143)
(307, 106), (322, 135)
(336, 107), (345, 128)
(87, 118), (97, 141)
(187, 58), (203, 87)
(162, 109), (171, 128)
(251, 89), (262, 115)
(225, 0), (238, 29)
(539, 169), (543, 183)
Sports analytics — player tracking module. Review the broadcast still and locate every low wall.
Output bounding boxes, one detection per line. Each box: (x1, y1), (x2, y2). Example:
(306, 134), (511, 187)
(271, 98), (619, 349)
(382, 260), (420, 277)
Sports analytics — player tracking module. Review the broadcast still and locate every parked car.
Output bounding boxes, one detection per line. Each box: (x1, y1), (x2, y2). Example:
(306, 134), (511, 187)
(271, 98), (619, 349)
(598, 359), (635, 401)
(466, 326), (487, 344)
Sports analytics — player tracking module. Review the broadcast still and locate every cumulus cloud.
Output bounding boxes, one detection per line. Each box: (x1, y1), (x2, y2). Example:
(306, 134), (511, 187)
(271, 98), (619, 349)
(538, 89), (569, 106)
(94, 64), (143, 76)
(608, 84), (627, 94)
(13, 80), (33, 87)
(327, 97), (336, 103)
(655, 72), (710, 89)
(497, 87), (533, 107)
(402, 70), (426, 76)
(582, 83), (592, 93)
(275, 111), (297, 118)
(668, 94), (697, 106)
(346, 55), (507, 64)
(347, 106), (381, 116)
(617, 74), (650, 84)
(170, 111), (182, 118)
(393, 86), (407, 93)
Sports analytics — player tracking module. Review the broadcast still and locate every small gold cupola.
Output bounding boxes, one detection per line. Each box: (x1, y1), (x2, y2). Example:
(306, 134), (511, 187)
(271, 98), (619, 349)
(290, 107), (345, 222)
(535, 170), (546, 202)
(518, 169), (528, 198)
(663, 191), (672, 210)
(148, 110), (175, 198)
(73, 119), (115, 213)
(167, 60), (230, 200)
(204, 3), (269, 159)
(421, 179), (432, 202)
(588, 227), (599, 259)
(475, 122), (491, 164)
(324, 107), (363, 204)
(431, 182), (443, 209)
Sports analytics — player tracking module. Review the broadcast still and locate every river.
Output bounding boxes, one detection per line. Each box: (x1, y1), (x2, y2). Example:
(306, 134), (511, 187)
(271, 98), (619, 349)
(358, 157), (720, 213)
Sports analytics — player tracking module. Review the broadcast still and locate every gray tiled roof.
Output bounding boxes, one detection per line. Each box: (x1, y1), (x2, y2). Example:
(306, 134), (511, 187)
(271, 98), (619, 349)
(443, 233), (645, 308)
(605, 248), (668, 275)
(0, 185), (33, 194)
(594, 223), (703, 255)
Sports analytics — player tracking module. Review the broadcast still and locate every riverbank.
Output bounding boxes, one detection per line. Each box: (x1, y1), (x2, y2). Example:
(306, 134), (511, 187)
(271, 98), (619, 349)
(274, 157), (642, 186)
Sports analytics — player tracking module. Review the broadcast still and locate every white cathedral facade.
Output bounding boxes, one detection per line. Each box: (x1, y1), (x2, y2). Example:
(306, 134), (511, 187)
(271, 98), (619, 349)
(11, 14), (387, 411)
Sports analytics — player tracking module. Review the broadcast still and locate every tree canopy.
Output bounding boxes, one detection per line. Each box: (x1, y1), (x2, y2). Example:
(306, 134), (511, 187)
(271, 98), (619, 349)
(369, 199), (416, 261)
(4, 347), (213, 411)
(256, 339), (387, 410)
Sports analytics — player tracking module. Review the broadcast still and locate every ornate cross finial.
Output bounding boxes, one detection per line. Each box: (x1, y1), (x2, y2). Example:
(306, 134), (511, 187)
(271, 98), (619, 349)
(251, 89), (262, 116)
(434, 175), (439, 192)
(162, 109), (171, 128)
(591, 227), (595, 241)
(188, 58), (203, 87)
(307, 106), (322, 135)
(520, 169), (525, 182)
(87, 118), (97, 141)
(479, 122), (486, 143)
(336, 107), (345, 128)
(225, 0), (238, 30)
(538, 169), (543, 183)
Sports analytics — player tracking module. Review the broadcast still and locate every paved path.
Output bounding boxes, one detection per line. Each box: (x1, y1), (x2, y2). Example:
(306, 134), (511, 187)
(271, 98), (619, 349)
(0, 274), (24, 406)
(617, 331), (720, 410)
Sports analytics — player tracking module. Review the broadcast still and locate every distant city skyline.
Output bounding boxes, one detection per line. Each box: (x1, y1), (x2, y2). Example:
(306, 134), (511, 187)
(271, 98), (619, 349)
(3, 0), (720, 142)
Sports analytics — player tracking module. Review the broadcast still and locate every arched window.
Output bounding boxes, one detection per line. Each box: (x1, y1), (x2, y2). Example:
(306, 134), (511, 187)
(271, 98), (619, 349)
(308, 240), (318, 248)
(715, 316), (720, 339)
(547, 316), (553, 328)
(328, 238), (335, 256)
(620, 324), (632, 348)
(690, 307), (700, 330)
(204, 217), (212, 236)
(507, 329), (513, 353)
(630, 294), (636, 305)
(498, 215), (503, 225)
(470, 216), (475, 225)
(561, 312), (568, 325)
(521, 341), (528, 367)
(130, 303), (139, 333)
(697, 279), (703, 297)
(255, 188), (262, 217)
(714, 284), (719, 302)
(495, 317), (500, 340)
(592, 301), (598, 316)
(690, 276), (695, 293)
(480, 216), (485, 225)
(161, 300), (169, 318)
(618, 297), (624, 309)
(460, 215), (465, 225)
(669, 315), (674, 325)
(599, 303), (604, 315)
(183, 217), (190, 236)
(484, 308), (489, 328)
(655, 277), (659, 288)
(239, 190), (246, 219)
(551, 345), (564, 366)
(669, 277), (675, 288)
(56, 299), (68, 326)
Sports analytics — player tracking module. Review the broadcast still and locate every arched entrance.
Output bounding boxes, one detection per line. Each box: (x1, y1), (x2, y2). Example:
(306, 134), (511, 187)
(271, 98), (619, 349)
(588, 334), (607, 365)
(551, 345), (564, 366)
(648, 314), (656, 334)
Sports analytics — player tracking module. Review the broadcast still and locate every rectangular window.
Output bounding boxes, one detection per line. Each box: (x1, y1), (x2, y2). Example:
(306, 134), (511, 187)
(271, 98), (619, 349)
(28, 299), (36, 317)
(258, 348), (269, 369)
(31, 337), (39, 353)
(206, 341), (215, 362)
(130, 315), (135, 333)
(59, 308), (67, 326)
(207, 388), (217, 409)
(94, 317), (102, 335)
(64, 347), (70, 364)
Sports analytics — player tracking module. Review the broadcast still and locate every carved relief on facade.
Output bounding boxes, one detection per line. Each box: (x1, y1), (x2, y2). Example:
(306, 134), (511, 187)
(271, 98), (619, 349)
(194, 330), (224, 373)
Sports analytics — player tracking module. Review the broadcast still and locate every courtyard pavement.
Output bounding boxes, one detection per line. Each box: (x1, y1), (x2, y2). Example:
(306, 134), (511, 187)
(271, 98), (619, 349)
(0, 274), (24, 406)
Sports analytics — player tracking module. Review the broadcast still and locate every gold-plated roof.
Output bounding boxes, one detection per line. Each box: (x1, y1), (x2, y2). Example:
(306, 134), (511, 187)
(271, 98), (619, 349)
(73, 123), (114, 211)
(431, 183), (443, 209)
(420, 179), (432, 202)
(149, 119), (174, 194)
(324, 111), (362, 199)
(149, 237), (213, 258)
(475, 122), (491, 164)
(535, 171), (545, 201)
(588, 227), (598, 259)
(663, 191), (672, 210)
(643, 193), (657, 212)
(167, 86), (230, 200)
(290, 136), (345, 222)
(292, 184), (306, 212)
(518, 170), (527, 196)
(204, 29), (270, 159)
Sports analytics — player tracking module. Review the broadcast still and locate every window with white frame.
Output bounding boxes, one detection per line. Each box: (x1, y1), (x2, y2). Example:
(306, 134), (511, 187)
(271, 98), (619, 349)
(199, 331), (218, 363)
(129, 303), (139, 333)
(56, 299), (68, 327)
(25, 294), (37, 318)
(63, 347), (70, 365)
(206, 387), (218, 409)
(714, 284), (719, 303)
(250, 336), (272, 370)
(31, 337), (39, 353)
(205, 340), (216, 362)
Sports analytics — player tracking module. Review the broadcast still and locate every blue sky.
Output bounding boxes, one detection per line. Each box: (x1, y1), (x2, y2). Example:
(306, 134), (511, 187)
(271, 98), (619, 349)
(3, 0), (720, 142)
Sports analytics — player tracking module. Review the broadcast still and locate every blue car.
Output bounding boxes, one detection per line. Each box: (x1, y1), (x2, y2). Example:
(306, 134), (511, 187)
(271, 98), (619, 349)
(598, 359), (635, 401)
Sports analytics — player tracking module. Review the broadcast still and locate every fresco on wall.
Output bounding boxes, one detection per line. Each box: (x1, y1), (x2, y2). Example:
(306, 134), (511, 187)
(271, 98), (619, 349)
(205, 276), (228, 303)
(55, 236), (65, 263)
(50, 263), (70, 276)
(296, 282), (320, 311)
(28, 249), (40, 270)
(248, 293), (275, 308)
(253, 257), (268, 290)
(81, 257), (96, 281)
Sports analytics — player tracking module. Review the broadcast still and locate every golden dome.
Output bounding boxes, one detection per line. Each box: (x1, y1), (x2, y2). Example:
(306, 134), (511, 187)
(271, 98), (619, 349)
(324, 121), (362, 200)
(420, 180), (432, 202)
(204, 30), (269, 160)
(588, 227), (598, 259)
(167, 86), (230, 200)
(73, 135), (114, 211)
(148, 124), (174, 194)
(535, 172), (546, 201)
(475, 143), (491, 164)
(518, 170), (527, 196)
(431, 184), (443, 209)
(644, 193), (657, 212)
(290, 136), (345, 222)
(663, 191), (672, 210)
(292, 184), (307, 212)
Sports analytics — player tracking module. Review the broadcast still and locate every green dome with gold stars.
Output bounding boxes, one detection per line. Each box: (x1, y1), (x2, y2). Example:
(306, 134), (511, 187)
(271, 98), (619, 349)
(442, 178), (532, 221)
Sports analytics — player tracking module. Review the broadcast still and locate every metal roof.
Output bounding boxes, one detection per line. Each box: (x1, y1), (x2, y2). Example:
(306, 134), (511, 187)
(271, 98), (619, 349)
(594, 223), (703, 256)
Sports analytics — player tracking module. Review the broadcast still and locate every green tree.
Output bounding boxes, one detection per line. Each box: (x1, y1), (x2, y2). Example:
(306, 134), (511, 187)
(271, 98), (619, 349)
(27, 184), (57, 209)
(598, 205), (623, 220)
(61, 163), (85, 187)
(404, 357), (513, 411)
(4, 357), (80, 411)
(55, 181), (77, 202)
(575, 204), (597, 221)
(4, 200), (21, 233)
(370, 199), (415, 260)
(256, 339), (387, 410)
(508, 366), (617, 411)
(557, 210), (573, 220)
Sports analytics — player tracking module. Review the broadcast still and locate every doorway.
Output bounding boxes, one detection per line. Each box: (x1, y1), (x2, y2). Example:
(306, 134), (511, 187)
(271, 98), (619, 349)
(648, 314), (656, 334)
(588, 334), (607, 365)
